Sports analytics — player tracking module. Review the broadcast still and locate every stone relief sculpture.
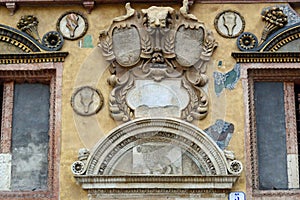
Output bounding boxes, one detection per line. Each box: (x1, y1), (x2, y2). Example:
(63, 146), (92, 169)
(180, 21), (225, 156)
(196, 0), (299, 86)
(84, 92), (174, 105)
(72, 2), (242, 198)
(71, 86), (104, 116)
(237, 5), (295, 52)
(57, 11), (88, 40)
(99, 2), (217, 122)
(71, 118), (242, 198)
(214, 10), (245, 38)
(179, 0), (198, 21)
(16, 15), (64, 51)
(17, 15), (41, 42)
(66, 13), (79, 38)
(260, 6), (287, 45)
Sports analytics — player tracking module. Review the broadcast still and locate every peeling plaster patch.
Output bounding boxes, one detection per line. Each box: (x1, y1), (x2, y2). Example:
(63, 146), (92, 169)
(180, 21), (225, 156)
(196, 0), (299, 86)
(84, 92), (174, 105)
(204, 119), (234, 150)
(0, 154), (12, 190)
(213, 64), (240, 96)
(78, 35), (93, 48)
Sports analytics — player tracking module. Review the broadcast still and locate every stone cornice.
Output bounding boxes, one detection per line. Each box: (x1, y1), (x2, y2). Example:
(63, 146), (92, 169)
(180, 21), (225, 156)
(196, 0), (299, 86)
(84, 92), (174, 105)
(0, 52), (69, 64)
(74, 175), (239, 194)
(0, 0), (297, 14)
(232, 52), (300, 63)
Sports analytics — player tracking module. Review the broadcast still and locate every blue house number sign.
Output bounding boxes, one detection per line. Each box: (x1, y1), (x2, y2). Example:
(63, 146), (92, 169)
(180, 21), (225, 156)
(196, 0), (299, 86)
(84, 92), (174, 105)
(229, 192), (246, 200)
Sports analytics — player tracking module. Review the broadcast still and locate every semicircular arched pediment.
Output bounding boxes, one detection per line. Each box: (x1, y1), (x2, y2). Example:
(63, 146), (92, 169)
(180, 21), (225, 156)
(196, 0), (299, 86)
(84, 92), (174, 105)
(85, 118), (229, 176)
(71, 118), (242, 197)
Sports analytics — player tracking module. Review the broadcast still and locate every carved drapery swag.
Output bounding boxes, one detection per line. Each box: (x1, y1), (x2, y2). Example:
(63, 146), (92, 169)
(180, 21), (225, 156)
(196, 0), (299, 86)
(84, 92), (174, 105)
(99, 3), (218, 122)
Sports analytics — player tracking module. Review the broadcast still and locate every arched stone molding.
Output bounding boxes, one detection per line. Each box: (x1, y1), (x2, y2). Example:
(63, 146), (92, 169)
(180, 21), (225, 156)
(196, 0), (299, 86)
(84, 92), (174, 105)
(260, 22), (300, 52)
(72, 118), (242, 198)
(0, 24), (64, 53)
(0, 24), (43, 52)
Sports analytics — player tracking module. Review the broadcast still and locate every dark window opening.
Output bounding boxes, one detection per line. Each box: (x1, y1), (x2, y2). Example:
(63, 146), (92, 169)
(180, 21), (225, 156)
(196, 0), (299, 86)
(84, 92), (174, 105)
(254, 81), (288, 190)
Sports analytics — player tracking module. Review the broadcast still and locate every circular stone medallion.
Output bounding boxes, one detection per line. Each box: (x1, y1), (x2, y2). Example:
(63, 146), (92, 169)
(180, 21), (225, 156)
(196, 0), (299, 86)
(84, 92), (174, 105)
(71, 86), (103, 116)
(57, 11), (88, 40)
(214, 10), (245, 38)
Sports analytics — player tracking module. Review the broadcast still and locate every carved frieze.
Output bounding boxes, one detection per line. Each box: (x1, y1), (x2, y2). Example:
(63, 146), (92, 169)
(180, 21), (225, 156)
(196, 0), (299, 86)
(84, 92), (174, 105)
(99, 2), (217, 123)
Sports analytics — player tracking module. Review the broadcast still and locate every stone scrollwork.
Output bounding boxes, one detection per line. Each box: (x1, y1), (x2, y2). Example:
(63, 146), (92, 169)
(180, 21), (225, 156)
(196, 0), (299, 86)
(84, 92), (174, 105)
(237, 32), (258, 51)
(99, 2), (217, 123)
(228, 160), (243, 175)
(71, 161), (85, 175)
(42, 31), (64, 51)
(71, 148), (90, 175)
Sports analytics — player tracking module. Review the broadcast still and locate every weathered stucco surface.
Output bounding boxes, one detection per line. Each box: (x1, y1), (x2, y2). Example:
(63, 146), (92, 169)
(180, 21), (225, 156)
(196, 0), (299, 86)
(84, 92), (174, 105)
(0, 2), (286, 199)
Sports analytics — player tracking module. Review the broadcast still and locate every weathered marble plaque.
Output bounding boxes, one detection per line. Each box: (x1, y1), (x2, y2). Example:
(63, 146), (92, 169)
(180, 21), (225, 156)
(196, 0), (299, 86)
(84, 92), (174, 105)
(126, 79), (189, 118)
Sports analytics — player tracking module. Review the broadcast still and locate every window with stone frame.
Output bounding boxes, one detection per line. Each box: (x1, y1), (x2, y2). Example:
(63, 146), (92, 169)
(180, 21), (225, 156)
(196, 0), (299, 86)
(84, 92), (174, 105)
(0, 60), (63, 200)
(241, 63), (300, 200)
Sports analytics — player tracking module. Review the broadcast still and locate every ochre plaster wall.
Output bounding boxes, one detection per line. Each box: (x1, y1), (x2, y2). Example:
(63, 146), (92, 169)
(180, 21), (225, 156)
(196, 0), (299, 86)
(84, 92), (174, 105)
(0, 2), (286, 199)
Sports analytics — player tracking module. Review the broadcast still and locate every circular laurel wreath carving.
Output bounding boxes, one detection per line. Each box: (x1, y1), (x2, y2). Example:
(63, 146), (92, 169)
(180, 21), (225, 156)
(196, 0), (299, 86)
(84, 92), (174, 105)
(71, 86), (104, 116)
(42, 31), (64, 51)
(71, 161), (85, 175)
(237, 32), (258, 51)
(228, 160), (243, 174)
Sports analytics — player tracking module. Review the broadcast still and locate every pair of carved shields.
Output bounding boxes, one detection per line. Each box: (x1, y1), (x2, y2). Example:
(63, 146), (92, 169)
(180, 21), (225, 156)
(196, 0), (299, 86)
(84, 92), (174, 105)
(99, 3), (217, 123)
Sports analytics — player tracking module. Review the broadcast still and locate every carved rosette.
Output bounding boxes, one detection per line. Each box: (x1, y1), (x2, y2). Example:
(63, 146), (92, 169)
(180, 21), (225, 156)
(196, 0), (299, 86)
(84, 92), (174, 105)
(99, 3), (217, 123)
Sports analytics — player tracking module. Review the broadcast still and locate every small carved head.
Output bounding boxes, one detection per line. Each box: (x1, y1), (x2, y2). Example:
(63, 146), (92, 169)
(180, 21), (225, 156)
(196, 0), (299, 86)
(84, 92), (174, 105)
(142, 6), (174, 28)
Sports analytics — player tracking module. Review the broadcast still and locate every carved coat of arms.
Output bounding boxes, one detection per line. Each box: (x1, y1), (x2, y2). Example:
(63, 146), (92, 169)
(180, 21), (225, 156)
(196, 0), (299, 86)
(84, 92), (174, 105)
(99, 1), (218, 122)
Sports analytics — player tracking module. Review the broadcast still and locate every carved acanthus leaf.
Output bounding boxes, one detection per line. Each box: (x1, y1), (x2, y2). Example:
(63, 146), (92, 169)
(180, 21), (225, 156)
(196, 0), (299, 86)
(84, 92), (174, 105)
(109, 74), (134, 122)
